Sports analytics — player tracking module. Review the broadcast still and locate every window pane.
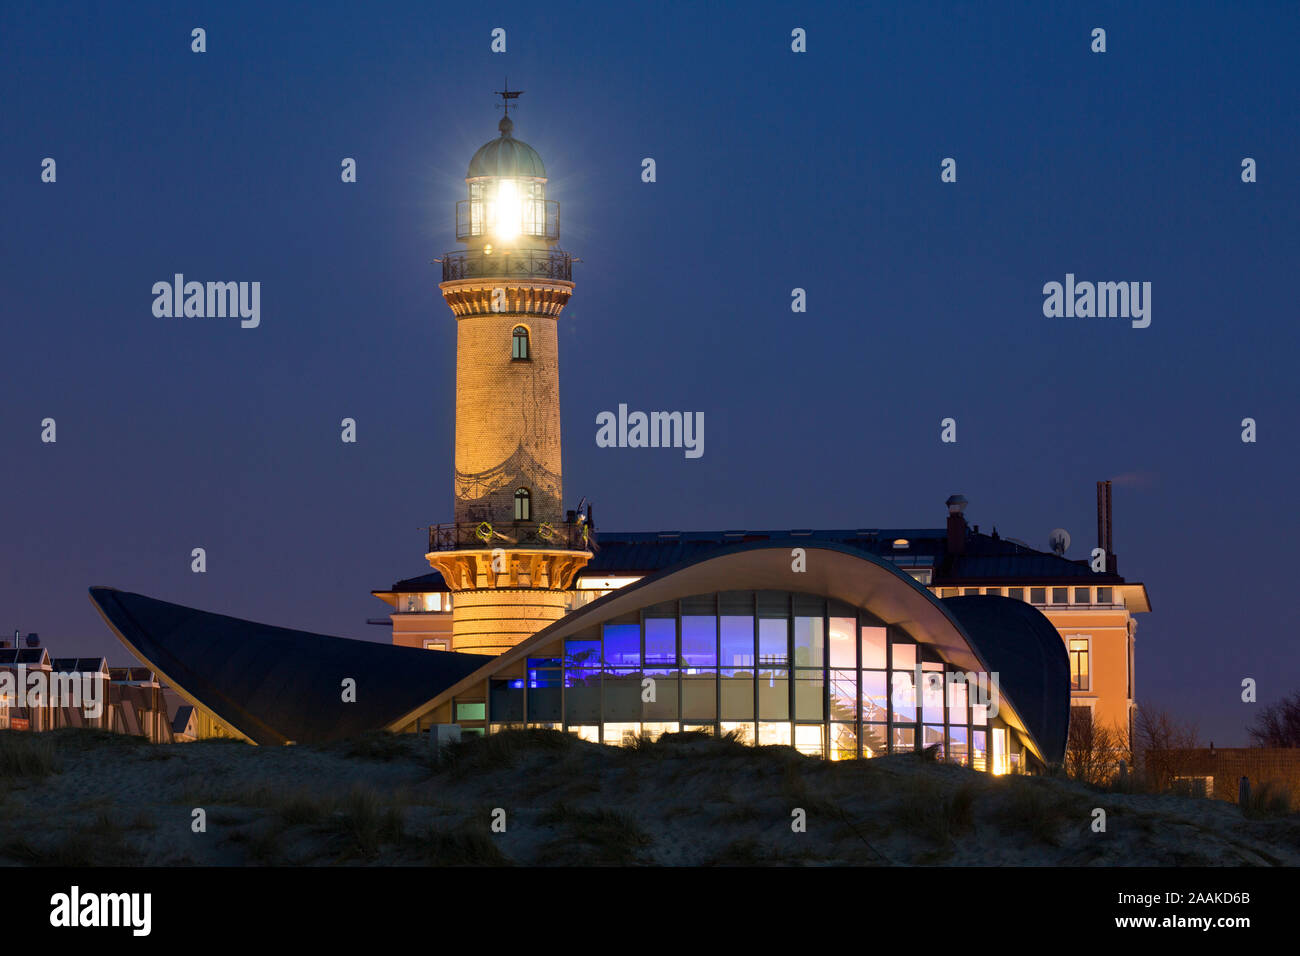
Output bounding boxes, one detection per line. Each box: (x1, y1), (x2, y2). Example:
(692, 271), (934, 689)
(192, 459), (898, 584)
(1069, 638), (1090, 690)
(794, 671), (824, 721)
(1074, 587), (1090, 604)
(862, 723), (888, 758)
(1007, 587), (1024, 601)
(644, 617), (676, 664)
(720, 615), (754, 666)
(892, 726), (915, 752)
(757, 666), (788, 719)
(1051, 587), (1068, 604)
(794, 724), (824, 757)
(860, 626), (887, 668)
(947, 675), (968, 719)
(564, 667), (600, 723)
(455, 701), (485, 722)
(681, 616), (716, 666)
(643, 667), (679, 720)
(949, 725), (969, 766)
(830, 723), (859, 760)
(603, 623), (640, 666)
(861, 671), (888, 723)
(758, 618), (788, 665)
(603, 669), (642, 721)
(758, 722), (791, 747)
(923, 724), (945, 757)
(891, 641), (916, 671)
(565, 638), (600, 670)
(720, 721), (753, 745)
(921, 671), (944, 723)
(1030, 587), (1046, 604)
(829, 669), (857, 722)
(1097, 586), (1112, 604)
(890, 670), (915, 721)
(828, 617), (856, 667)
(793, 616), (824, 667)
(681, 670), (716, 719)
(720, 668), (754, 720)
(489, 680), (523, 722)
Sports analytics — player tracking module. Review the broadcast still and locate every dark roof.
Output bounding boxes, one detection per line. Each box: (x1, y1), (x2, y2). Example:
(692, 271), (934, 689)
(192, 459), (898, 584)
(941, 595), (1072, 764)
(0, 648), (49, 666)
(109, 666), (157, 682)
(379, 571), (450, 593)
(172, 704), (195, 734)
(583, 528), (1124, 585)
(51, 657), (108, 673)
(90, 587), (493, 745)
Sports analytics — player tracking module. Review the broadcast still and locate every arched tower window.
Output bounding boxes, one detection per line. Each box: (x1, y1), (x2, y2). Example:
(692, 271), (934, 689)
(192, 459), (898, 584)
(514, 487), (531, 521)
(512, 325), (530, 360)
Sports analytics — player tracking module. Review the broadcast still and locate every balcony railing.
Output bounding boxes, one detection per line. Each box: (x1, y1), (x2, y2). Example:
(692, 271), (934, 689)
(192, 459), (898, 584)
(427, 519), (592, 553)
(440, 249), (573, 283)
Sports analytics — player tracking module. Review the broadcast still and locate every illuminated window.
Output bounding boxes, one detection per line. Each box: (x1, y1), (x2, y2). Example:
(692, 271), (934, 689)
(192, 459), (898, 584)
(1068, 638), (1090, 691)
(512, 325), (530, 360)
(455, 701), (485, 722)
(514, 487), (531, 520)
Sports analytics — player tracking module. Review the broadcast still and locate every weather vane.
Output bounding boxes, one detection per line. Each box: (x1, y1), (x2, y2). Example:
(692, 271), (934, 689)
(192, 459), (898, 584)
(494, 79), (523, 116)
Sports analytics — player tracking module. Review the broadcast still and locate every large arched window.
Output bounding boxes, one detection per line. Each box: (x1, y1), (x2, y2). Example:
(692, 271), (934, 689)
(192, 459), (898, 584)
(512, 325), (530, 360)
(514, 487), (531, 521)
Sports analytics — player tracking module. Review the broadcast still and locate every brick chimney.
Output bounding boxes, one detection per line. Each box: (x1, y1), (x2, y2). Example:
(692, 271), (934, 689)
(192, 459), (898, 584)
(946, 494), (968, 556)
(1096, 480), (1117, 574)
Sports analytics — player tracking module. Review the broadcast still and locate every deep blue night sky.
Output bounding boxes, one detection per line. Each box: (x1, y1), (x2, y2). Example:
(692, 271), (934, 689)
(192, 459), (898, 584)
(2, 1), (1297, 745)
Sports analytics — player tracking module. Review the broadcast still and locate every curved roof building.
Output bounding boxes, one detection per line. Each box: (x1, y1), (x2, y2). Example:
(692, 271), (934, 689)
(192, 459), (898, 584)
(390, 540), (1069, 769)
(94, 541), (1069, 769)
(89, 587), (491, 745)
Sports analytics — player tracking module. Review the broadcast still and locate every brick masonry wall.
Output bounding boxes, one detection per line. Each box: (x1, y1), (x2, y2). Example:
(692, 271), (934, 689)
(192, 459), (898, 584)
(453, 313), (562, 525)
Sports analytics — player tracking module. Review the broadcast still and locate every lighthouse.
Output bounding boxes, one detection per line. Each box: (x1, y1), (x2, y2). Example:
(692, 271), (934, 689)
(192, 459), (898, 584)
(427, 87), (591, 654)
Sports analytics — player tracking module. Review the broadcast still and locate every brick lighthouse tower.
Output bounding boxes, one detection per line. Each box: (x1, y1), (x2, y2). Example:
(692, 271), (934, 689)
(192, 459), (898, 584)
(427, 87), (591, 654)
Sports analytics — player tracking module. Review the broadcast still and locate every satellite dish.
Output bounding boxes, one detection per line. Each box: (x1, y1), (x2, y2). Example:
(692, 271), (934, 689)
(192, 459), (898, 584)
(1049, 528), (1071, 556)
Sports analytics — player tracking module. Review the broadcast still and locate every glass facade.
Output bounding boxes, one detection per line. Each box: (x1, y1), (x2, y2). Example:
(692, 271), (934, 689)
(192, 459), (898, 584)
(457, 591), (1022, 770)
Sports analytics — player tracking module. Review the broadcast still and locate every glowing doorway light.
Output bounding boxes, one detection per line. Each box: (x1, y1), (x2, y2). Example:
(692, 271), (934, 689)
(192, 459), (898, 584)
(493, 179), (521, 240)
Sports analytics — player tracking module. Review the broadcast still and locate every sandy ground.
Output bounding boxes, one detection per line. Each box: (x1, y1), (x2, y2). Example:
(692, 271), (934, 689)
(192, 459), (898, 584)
(1, 728), (1297, 866)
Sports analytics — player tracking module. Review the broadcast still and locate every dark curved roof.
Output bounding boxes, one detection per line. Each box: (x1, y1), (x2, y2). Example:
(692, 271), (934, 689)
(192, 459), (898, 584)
(941, 595), (1071, 764)
(467, 116), (545, 179)
(581, 529), (1125, 584)
(89, 587), (491, 745)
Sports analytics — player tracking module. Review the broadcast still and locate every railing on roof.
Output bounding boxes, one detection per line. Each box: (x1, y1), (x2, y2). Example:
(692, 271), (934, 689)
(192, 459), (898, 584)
(427, 519), (592, 553)
(440, 248), (572, 282)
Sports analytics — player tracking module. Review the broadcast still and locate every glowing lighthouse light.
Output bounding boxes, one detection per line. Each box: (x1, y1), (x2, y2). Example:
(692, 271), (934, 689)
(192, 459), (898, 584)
(493, 178), (521, 240)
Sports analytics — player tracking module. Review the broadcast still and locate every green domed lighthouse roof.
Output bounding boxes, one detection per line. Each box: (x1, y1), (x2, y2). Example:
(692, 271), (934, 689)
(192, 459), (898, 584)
(467, 115), (546, 179)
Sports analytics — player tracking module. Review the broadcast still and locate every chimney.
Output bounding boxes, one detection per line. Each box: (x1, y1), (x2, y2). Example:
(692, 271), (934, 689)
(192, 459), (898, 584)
(25, 632), (39, 648)
(1096, 480), (1117, 574)
(946, 495), (968, 556)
